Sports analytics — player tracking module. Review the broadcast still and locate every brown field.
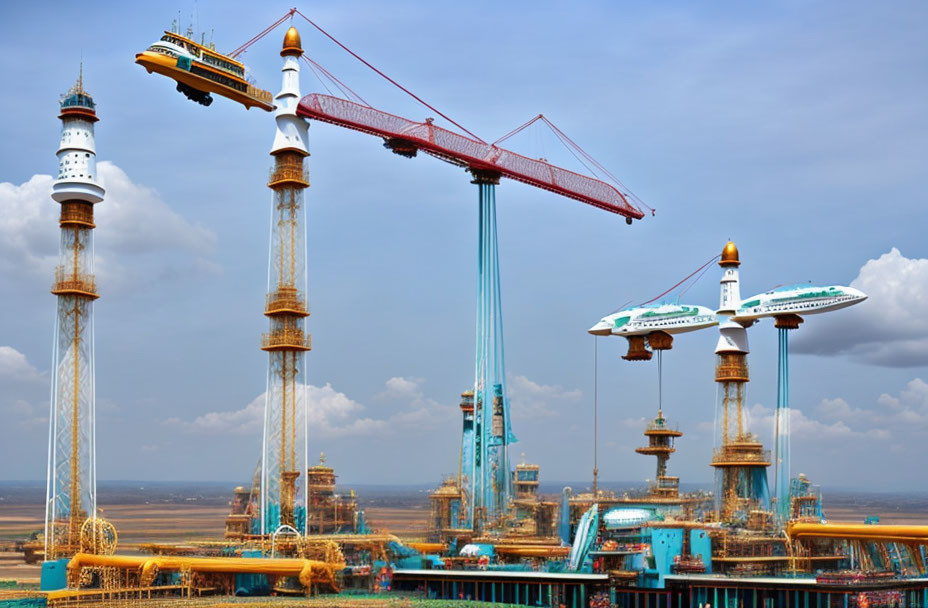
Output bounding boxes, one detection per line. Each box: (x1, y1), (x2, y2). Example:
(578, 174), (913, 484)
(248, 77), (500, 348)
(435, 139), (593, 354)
(0, 502), (429, 584)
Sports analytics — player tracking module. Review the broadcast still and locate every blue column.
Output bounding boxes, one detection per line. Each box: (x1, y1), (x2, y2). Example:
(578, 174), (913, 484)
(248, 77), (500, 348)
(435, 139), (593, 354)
(775, 326), (792, 523)
(470, 171), (512, 529)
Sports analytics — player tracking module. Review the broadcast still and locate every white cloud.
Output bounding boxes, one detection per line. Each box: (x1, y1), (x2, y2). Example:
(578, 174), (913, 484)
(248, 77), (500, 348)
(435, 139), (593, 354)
(508, 374), (582, 418)
(746, 402), (891, 442)
(815, 397), (870, 423)
(376, 376), (456, 431)
(876, 378), (928, 430)
(793, 248), (928, 366)
(0, 162), (218, 290)
(179, 383), (386, 438)
(725, 378), (928, 451)
(0, 346), (48, 428)
(378, 376), (424, 400)
(0, 346), (45, 384)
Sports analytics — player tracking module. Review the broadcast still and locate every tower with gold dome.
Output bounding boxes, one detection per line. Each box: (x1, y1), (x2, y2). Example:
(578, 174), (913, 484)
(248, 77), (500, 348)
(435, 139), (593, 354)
(710, 241), (771, 523)
(44, 70), (105, 559)
(259, 26), (311, 536)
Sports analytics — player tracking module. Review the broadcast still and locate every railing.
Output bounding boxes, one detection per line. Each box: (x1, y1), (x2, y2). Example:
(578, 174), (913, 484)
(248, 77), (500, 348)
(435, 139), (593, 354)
(645, 420), (679, 432)
(59, 202), (94, 227)
(248, 85), (273, 104)
(265, 289), (308, 315)
(268, 165), (310, 187)
(297, 93), (645, 218)
(261, 329), (311, 350)
(51, 268), (97, 298)
(716, 363), (749, 382)
(712, 447), (771, 464)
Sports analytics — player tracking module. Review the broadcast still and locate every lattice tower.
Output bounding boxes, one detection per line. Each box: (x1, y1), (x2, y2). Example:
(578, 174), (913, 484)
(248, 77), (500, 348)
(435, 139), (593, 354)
(45, 69), (105, 560)
(260, 27), (311, 535)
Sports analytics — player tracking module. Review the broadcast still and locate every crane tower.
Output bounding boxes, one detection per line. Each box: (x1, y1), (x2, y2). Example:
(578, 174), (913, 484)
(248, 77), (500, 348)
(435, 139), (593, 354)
(44, 71), (105, 559)
(259, 26), (310, 535)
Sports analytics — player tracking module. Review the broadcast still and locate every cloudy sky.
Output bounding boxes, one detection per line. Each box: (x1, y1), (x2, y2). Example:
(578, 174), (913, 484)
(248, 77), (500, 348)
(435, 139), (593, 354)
(1, 1), (927, 491)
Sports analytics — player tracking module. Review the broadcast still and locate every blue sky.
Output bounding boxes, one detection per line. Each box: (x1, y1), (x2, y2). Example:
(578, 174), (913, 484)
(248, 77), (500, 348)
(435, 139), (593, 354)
(1, 1), (927, 490)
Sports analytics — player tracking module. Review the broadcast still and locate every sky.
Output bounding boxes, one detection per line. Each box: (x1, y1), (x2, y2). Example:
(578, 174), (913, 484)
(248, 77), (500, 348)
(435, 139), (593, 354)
(1, 0), (927, 491)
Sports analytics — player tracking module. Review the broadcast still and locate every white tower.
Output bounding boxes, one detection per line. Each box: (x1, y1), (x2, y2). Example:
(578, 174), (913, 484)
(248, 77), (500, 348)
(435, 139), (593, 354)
(711, 241), (771, 522)
(260, 26), (311, 536)
(717, 241), (741, 316)
(45, 71), (104, 559)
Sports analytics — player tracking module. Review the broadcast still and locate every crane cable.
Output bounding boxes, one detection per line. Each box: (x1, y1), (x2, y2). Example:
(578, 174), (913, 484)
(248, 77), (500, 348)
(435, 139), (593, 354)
(292, 9), (486, 143)
(228, 9), (297, 58)
(638, 253), (721, 307)
(301, 55), (370, 107)
(493, 114), (652, 215)
(229, 8), (485, 142)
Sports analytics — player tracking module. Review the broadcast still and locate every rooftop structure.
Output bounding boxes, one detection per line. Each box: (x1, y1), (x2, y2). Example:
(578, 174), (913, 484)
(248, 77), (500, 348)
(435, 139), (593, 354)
(306, 453), (359, 535)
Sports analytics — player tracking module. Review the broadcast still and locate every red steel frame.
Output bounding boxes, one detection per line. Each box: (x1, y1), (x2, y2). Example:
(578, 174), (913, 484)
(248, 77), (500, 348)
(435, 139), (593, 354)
(297, 93), (644, 219)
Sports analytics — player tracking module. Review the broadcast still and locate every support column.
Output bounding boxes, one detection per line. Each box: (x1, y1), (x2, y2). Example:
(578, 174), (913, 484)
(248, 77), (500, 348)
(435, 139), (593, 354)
(775, 314), (802, 523)
(469, 169), (512, 530)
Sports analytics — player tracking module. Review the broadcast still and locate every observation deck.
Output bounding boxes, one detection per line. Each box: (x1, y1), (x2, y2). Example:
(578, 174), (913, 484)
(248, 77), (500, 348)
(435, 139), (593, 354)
(265, 288), (309, 316)
(51, 268), (98, 299)
(261, 328), (311, 351)
(268, 164), (310, 188)
(715, 355), (749, 382)
(711, 441), (771, 467)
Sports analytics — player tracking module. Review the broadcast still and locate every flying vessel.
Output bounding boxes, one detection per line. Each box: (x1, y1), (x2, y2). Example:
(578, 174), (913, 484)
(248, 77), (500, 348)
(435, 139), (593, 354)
(732, 284), (867, 322)
(589, 302), (718, 361)
(135, 28), (274, 111)
(588, 303), (718, 337)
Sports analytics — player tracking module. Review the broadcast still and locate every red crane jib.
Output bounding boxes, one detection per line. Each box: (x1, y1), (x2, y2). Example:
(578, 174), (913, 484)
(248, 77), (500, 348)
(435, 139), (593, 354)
(296, 94), (644, 219)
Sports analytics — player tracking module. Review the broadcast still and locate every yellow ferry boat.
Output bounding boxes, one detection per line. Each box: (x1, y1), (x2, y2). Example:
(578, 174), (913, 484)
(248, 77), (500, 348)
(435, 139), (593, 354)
(135, 30), (274, 111)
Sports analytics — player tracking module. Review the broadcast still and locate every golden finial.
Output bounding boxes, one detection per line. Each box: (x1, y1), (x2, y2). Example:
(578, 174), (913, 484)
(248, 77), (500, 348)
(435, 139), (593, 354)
(282, 26), (303, 56)
(720, 240), (740, 267)
(319, 451), (326, 465)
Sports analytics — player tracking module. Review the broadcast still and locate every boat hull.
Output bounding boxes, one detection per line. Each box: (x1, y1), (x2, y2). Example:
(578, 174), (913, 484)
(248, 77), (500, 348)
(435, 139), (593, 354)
(135, 51), (274, 112)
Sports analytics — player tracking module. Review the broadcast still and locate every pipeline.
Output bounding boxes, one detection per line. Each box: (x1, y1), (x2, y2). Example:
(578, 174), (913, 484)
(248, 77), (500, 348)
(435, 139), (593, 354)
(66, 552), (344, 592)
(494, 545), (570, 558)
(788, 522), (928, 544)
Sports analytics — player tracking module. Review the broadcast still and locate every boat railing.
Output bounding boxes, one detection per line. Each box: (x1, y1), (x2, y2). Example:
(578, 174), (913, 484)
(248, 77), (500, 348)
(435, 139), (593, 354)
(248, 85), (273, 104)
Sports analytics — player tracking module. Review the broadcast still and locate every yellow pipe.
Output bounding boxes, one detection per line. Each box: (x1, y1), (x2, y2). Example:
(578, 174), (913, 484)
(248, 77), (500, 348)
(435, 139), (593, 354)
(494, 546), (570, 558)
(67, 553), (344, 591)
(788, 522), (928, 543)
(406, 542), (446, 554)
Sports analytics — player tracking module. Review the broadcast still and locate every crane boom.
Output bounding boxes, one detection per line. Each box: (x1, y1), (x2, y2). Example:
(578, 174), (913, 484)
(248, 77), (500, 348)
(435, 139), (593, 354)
(297, 93), (644, 219)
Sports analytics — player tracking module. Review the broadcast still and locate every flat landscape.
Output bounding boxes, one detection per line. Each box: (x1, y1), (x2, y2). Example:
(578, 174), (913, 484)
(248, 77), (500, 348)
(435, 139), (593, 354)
(2, 481), (927, 584)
